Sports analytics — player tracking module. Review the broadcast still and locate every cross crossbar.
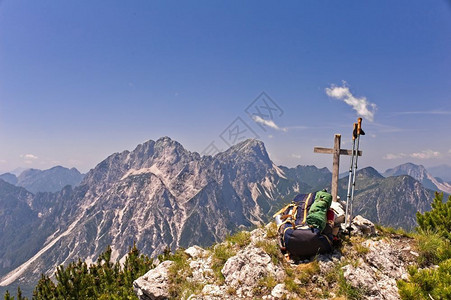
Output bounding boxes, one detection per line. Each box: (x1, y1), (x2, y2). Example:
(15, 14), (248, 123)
(313, 147), (362, 156)
(313, 134), (363, 202)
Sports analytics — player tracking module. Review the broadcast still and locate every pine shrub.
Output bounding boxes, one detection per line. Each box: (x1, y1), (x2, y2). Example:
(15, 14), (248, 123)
(30, 244), (153, 300)
(398, 193), (451, 299)
(398, 259), (451, 300)
(416, 192), (451, 241)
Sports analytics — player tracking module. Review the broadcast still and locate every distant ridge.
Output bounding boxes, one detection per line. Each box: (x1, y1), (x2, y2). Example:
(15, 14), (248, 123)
(383, 163), (451, 194)
(0, 173), (18, 185)
(338, 166), (434, 230)
(0, 166), (84, 193)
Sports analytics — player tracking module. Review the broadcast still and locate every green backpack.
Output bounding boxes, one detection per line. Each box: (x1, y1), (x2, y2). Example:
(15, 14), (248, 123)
(305, 191), (333, 231)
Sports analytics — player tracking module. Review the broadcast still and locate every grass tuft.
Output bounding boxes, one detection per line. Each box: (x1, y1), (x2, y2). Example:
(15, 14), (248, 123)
(225, 231), (251, 248)
(166, 248), (204, 298)
(265, 222), (279, 239)
(375, 224), (414, 238)
(253, 275), (277, 296)
(414, 230), (451, 266)
(255, 239), (283, 265)
(210, 243), (236, 283)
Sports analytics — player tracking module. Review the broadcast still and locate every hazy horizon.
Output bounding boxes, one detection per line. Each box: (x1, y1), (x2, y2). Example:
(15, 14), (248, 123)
(2, 136), (450, 177)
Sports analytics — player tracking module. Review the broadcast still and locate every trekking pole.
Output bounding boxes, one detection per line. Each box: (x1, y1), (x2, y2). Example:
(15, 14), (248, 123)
(345, 122), (358, 234)
(347, 118), (365, 234)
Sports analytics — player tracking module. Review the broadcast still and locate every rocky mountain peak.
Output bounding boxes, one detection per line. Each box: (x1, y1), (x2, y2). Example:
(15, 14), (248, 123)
(355, 166), (384, 179)
(383, 163), (428, 180)
(9, 166), (84, 194)
(0, 173), (18, 185)
(216, 139), (271, 166)
(382, 162), (451, 194)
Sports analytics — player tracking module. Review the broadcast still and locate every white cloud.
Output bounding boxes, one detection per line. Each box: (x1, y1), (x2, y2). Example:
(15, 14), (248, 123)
(252, 116), (287, 132)
(20, 154), (38, 160)
(383, 153), (407, 160)
(325, 82), (377, 122)
(410, 150), (440, 159)
(291, 154), (302, 159)
(383, 150), (441, 160)
(20, 154), (38, 164)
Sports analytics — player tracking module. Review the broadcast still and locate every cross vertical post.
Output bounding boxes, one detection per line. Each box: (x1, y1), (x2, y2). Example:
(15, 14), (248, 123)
(331, 134), (341, 203)
(314, 134), (362, 202)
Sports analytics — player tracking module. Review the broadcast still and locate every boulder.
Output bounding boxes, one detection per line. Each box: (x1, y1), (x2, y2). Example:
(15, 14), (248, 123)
(133, 260), (174, 300)
(352, 215), (376, 236)
(343, 238), (411, 300)
(221, 247), (285, 297)
(185, 245), (208, 259)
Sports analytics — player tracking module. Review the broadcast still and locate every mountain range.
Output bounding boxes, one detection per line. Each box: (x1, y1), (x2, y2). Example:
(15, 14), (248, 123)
(0, 137), (443, 295)
(383, 163), (451, 195)
(0, 166), (84, 193)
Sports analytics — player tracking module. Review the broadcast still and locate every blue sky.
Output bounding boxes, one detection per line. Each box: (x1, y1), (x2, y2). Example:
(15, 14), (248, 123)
(0, 0), (450, 174)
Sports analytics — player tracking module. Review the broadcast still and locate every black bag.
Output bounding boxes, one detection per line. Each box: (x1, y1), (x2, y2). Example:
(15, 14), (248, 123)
(274, 192), (333, 258)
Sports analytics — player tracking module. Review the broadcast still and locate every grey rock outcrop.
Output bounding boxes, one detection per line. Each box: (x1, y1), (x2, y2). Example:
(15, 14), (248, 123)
(351, 215), (377, 236)
(342, 238), (413, 300)
(221, 247), (285, 298)
(133, 260), (174, 300)
(134, 218), (417, 300)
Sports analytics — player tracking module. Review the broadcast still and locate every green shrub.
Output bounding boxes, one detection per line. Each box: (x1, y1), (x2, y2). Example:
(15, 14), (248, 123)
(31, 244), (153, 300)
(398, 193), (451, 299)
(398, 259), (451, 300)
(415, 230), (451, 266)
(416, 192), (451, 241)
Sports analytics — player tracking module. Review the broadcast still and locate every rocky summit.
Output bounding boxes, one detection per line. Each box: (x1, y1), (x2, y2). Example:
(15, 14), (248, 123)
(133, 216), (418, 300)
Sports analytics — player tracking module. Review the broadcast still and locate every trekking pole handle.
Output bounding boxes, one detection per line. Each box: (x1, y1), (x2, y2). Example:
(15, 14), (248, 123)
(357, 118), (363, 136)
(352, 123), (358, 140)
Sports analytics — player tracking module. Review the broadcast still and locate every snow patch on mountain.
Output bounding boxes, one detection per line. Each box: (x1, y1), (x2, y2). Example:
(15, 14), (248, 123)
(428, 173), (451, 194)
(273, 164), (287, 179)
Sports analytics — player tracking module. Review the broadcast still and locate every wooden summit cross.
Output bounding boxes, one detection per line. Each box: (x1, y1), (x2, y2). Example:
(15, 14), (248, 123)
(314, 134), (362, 202)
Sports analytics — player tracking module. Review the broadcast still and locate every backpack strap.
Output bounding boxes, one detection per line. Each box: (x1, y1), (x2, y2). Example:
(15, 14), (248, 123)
(274, 203), (296, 231)
(322, 233), (333, 246)
(273, 203), (294, 218)
(300, 193), (314, 225)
